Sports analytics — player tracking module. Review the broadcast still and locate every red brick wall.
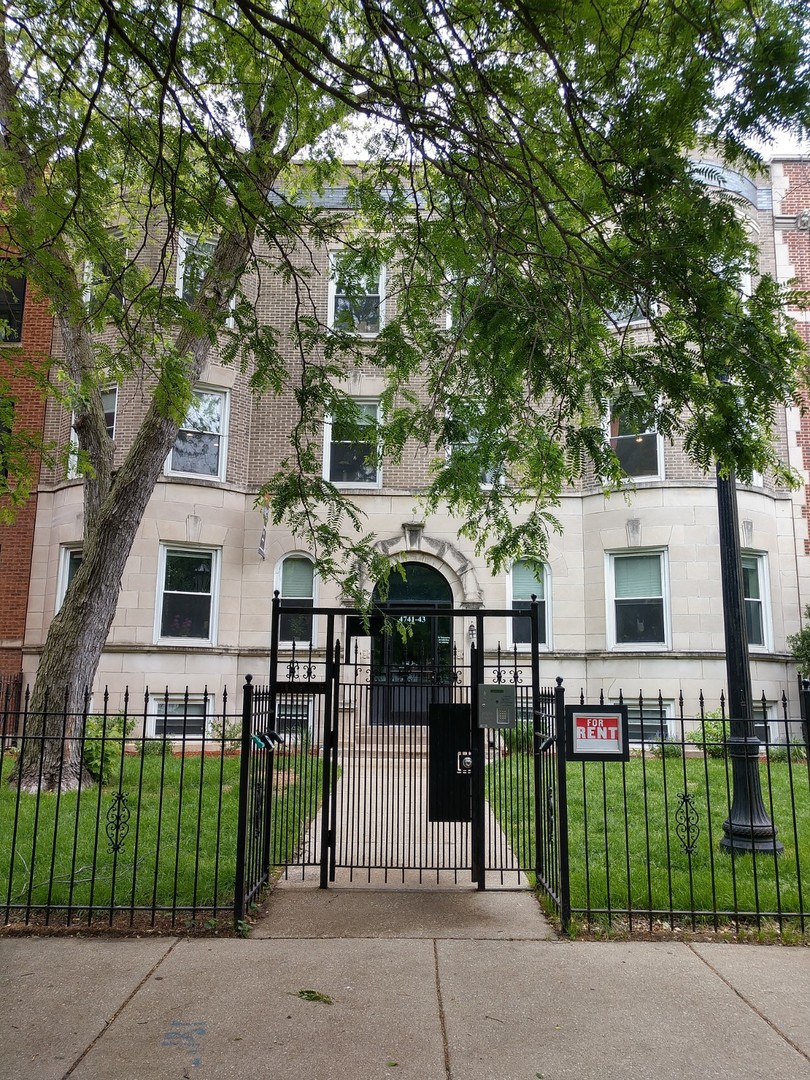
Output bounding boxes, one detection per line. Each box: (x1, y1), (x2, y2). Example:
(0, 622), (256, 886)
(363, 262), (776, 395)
(0, 276), (52, 676)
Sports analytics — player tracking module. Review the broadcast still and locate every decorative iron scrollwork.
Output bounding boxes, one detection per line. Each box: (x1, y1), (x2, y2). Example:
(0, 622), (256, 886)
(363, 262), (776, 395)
(675, 792), (700, 855)
(105, 792), (131, 853)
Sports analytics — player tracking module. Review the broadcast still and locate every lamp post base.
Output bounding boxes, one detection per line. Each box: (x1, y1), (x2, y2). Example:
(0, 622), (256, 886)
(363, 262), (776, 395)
(719, 735), (783, 856)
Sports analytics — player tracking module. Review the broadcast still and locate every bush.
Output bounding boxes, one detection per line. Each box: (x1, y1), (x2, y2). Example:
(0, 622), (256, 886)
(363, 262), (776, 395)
(81, 713), (134, 783)
(686, 717), (727, 759)
(501, 723), (534, 754)
(650, 739), (683, 759)
(766, 743), (808, 764)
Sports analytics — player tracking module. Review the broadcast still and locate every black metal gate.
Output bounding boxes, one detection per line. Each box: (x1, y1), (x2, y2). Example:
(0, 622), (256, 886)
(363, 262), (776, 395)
(254, 597), (567, 892)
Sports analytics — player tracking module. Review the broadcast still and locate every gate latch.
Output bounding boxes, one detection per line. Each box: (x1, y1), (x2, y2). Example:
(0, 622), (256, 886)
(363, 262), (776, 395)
(456, 751), (473, 775)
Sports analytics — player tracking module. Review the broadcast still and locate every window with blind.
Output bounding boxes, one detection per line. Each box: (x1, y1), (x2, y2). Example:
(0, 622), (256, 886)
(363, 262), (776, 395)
(279, 556), (315, 643)
(611, 552), (667, 646)
(510, 559), (547, 646)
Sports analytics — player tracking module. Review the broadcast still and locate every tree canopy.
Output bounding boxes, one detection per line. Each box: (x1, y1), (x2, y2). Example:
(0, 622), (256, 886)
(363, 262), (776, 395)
(1, 0), (810, 784)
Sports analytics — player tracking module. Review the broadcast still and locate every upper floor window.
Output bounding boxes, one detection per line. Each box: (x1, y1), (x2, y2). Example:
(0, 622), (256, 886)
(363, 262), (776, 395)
(510, 559), (548, 647)
(609, 551), (668, 648)
(328, 253), (384, 336)
(0, 275), (26, 343)
(157, 546), (219, 643)
(278, 555), (315, 644)
(742, 553), (769, 649)
(608, 407), (662, 480)
(167, 389), (228, 481)
(68, 388), (117, 479)
(177, 235), (218, 304)
(324, 400), (380, 487)
(0, 397), (12, 479)
(606, 297), (652, 329)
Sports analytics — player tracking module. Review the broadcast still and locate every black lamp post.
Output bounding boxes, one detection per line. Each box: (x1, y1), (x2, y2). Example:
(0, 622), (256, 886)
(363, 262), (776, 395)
(715, 466), (782, 854)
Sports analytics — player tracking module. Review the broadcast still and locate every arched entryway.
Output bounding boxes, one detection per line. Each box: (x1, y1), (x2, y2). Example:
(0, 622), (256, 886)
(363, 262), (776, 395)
(370, 562), (454, 724)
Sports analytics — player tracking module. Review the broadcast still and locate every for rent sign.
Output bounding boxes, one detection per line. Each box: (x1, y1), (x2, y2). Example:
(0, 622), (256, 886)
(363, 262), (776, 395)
(564, 705), (629, 761)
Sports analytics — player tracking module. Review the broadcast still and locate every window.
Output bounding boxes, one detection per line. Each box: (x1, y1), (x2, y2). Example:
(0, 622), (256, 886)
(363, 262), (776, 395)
(328, 253), (384, 336)
(606, 297), (653, 328)
(68, 388), (117, 478)
(0, 397), (12, 479)
(157, 547), (219, 642)
(167, 389), (228, 480)
(324, 401), (380, 486)
(56, 547), (83, 610)
(609, 551), (668, 647)
(742, 554), (768, 649)
(0, 275), (25, 342)
(608, 408), (662, 479)
(276, 696), (314, 743)
(150, 696), (208, 739)
(177, 235), (218, 304)
(614, 700), (673, 745)
(510, 559), (548, 647)
(279, 556), (315, 644)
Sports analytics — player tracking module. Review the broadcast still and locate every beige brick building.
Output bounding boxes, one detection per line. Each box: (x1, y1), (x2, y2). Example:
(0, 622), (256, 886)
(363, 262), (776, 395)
(19, 156), (810, 740)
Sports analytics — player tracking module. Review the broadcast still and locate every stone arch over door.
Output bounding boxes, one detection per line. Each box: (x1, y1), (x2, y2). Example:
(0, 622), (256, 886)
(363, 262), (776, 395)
(372, 523), (483, 608)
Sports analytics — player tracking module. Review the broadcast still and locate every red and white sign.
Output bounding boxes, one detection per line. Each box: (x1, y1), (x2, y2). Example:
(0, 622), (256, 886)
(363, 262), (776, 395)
(573, 712), (622, 754)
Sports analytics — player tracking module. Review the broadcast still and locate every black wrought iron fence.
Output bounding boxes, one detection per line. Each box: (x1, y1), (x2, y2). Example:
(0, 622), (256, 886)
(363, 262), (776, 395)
(0, 680), (282, 931)
(520, 684), (810, 937)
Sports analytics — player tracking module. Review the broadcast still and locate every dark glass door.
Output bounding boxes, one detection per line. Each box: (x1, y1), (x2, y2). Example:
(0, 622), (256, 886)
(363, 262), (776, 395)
(370, 564), (453, 724)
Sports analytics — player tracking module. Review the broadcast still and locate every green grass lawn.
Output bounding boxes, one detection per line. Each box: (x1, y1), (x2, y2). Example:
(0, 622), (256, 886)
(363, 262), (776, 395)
(489, 752), (810, 929)
(1, 745), (322, 923)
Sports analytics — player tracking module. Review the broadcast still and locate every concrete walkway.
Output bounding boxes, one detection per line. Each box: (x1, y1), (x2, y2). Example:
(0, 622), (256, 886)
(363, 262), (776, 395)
(2, 886), (809, 1080)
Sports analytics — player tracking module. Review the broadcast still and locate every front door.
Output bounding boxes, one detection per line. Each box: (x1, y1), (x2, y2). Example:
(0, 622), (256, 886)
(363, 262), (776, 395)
(370, 564), (453, 725)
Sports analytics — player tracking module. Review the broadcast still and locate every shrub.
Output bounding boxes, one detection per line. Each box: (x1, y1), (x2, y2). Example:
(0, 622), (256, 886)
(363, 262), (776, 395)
(501, 722), (534, 755)
(82, 713), (134, 783)
(686, 717), (727, 759)
(650, 739), (683, 759)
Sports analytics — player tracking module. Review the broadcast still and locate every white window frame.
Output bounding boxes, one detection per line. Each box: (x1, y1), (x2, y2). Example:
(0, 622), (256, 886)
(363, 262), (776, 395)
(322, 399), (382, 488)
(742, 551), (772, 652)
(606, 549), (671, 651)
(327, 251), (385, 337)
(165, 387), (229, 482)
(606, 298), (656, 329)
(176, 233), (235, 325)
(147, 694), (212, 739)
(275, 554), (318, 646)
(605, 403), (663, 482)
(507, 559), (550, 650)
(275, 695), (315, 744)
(67, 387), (118, 479)
(56, 545), (83, 611)
(612, 699), (674, 744)
(155, 545), (221, 645)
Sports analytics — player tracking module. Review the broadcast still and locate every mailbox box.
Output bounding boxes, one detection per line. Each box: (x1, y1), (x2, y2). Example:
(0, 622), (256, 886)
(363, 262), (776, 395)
(477, 684), (517, 729)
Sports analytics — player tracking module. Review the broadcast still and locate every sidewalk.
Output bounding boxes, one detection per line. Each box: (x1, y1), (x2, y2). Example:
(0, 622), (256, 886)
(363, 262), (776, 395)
(2, 885), (808, 1080)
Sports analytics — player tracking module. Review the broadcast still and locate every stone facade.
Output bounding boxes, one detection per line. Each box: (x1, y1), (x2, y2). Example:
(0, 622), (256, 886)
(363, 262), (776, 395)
(17, 157), (810, 739)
